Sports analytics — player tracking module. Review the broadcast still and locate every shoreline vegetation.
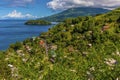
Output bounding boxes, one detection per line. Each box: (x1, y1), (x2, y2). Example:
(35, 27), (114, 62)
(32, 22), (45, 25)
(0, 7), (120, 79)
(25, 20), (51, 25)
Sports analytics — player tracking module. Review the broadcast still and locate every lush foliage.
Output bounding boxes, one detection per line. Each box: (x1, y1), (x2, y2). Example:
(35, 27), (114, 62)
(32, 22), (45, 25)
(39, 7), (110, 22)
(25, 20), (51, 25)
(0, 8), (120, 80)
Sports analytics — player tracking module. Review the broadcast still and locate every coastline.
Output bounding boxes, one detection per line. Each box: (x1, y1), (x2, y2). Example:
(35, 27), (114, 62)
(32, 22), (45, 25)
(0, 20), (55, 50)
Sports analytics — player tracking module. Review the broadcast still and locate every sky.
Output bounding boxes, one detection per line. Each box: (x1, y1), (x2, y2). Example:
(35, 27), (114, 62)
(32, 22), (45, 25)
(0, 0), (120, 19)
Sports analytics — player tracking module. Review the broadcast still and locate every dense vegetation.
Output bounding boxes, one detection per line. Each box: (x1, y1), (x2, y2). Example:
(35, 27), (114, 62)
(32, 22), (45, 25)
(39, 7), (110, 22)
(0, 8), (120, 79)
(25, 20), (51, 25)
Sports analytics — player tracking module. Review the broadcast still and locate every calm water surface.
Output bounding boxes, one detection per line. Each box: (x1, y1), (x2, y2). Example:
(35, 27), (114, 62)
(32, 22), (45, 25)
(0, 20), (53, 50)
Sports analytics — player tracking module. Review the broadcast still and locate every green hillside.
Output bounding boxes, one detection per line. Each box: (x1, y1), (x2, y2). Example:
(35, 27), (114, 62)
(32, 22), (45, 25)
(39, 7), (110, 22)
(0, 8), (120, 79)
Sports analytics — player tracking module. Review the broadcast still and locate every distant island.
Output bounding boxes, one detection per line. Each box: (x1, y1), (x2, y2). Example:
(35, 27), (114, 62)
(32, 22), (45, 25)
(25, 20), (51, 25)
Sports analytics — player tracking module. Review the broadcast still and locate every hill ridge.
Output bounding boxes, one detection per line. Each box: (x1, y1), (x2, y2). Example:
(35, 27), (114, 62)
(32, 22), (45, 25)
(39, 7), (110, 22)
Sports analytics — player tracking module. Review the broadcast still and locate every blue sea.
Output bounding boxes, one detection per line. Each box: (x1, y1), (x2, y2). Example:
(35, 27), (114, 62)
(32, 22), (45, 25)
(0, 20), (53, 50)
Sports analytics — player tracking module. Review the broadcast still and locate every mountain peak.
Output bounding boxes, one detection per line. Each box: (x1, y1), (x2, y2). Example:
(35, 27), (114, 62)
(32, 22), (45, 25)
(39, 7), (110, 22)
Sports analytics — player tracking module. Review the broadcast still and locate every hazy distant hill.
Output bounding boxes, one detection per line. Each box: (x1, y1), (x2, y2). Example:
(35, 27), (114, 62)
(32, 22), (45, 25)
(39, 7), (110, 22)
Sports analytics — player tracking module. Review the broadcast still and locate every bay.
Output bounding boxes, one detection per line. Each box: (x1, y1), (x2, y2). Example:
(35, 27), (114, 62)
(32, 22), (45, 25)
(0, 20), (53, 50)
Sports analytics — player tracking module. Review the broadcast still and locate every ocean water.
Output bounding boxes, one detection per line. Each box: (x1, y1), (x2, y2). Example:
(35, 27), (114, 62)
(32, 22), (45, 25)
(0, 20), (53, 50)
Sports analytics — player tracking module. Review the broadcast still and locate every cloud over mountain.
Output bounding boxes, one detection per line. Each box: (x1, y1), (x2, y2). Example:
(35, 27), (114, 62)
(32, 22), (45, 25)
(2, 10), (37, 19)
(47, 0), (120, 10)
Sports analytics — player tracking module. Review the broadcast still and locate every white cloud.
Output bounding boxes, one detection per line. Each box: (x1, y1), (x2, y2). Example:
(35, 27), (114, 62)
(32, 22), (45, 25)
(0, 0), (34, 7)
(11, 0), (34, 7)
(2, 10), (37, 19)
(47, 0), (120, 10)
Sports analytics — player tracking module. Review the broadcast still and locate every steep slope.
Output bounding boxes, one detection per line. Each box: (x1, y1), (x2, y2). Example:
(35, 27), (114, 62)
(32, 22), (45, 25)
(0, 8), (120, 79)
(39, 7), (110, 22)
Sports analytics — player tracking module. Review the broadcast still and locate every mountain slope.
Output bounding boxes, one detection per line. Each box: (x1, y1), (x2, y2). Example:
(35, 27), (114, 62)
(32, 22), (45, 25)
(0, 8), (120, 79)
(39, 7), (110, 22)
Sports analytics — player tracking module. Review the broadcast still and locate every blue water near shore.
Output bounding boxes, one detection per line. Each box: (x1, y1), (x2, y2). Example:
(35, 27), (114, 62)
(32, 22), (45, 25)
(0, 20), (53, 50)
